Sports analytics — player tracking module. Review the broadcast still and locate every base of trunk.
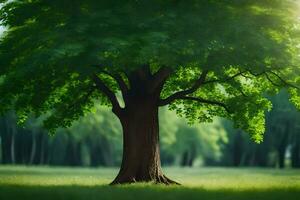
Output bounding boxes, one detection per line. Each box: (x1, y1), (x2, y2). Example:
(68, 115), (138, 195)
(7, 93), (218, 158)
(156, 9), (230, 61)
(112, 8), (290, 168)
(110, 174), (180, 185)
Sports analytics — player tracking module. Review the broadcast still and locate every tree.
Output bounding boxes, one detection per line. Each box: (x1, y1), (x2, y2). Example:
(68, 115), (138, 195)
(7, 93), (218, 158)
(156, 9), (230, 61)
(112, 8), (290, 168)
(265, 90), (300, 168)
(0, 112), (17, 164)
(1, 0), (300, 184)
(69, 105), (123, 166)
(219, 91), (300, 168)
(159, 109), (227, 167)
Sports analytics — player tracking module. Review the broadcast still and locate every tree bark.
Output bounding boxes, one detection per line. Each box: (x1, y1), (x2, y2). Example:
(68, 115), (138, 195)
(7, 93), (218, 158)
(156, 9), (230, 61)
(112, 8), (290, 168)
(94, 66), (178, 185)
(110, 96), (178, 185)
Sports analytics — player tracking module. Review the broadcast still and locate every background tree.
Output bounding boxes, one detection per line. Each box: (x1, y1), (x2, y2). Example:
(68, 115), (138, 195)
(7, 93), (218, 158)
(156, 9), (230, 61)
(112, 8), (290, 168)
(0, 112), (17, 164)
(160, 108), (227, 167)
(0, 0), (300, 184)
(0, 105), (123, 166)
(219, 90), (300, 168)
(69, 105), (123, 166)
(1, 96), (299, 168)
(265, 90), (300, 168)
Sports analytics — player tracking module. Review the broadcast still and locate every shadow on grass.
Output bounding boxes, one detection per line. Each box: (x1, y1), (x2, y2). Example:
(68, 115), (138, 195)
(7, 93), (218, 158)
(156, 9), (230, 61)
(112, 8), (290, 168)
(0, 185), (299, 200)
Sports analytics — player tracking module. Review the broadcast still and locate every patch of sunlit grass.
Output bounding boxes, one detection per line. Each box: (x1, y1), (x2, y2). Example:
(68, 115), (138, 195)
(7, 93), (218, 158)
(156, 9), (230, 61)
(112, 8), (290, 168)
(0, 166), (300, 200)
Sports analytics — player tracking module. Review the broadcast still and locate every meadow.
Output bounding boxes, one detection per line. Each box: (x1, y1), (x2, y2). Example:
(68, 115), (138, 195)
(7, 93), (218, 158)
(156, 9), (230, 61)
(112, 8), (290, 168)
(0, 166), (299, 200)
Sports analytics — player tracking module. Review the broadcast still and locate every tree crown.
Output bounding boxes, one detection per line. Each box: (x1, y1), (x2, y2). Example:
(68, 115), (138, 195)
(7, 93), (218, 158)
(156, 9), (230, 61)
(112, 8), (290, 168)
(0, 0), (300, 142)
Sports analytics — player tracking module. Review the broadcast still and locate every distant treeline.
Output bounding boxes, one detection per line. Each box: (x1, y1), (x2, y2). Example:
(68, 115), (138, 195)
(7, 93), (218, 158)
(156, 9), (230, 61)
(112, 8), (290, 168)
(0, 91), (299, 168)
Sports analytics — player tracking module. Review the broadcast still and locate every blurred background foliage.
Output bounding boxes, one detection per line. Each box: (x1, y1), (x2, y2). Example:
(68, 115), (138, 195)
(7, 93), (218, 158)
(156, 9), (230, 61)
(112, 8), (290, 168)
(0, 91), (300, 168)
(0, 90), (299, 168)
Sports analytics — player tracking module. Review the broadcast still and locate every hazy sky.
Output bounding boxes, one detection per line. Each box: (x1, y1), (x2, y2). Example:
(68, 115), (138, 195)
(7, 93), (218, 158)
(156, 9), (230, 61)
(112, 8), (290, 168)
(0, 26), (4, 36)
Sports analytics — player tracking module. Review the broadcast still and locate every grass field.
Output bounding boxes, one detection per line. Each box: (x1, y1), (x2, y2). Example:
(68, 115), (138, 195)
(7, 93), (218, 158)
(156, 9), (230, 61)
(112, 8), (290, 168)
(0, 166), (299, 200)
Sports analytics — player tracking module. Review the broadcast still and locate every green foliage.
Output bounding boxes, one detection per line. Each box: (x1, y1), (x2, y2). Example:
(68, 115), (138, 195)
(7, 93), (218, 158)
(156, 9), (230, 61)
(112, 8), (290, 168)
(217, 90), (300, 167)
(160, 108), (227, 165)
(69, 105), (123, 165)
(1, 92), (300, 167)
(0, 0), (300, 142)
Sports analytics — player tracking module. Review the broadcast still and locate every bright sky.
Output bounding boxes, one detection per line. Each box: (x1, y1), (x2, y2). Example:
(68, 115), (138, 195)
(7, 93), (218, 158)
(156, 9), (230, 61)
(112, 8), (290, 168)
(0, 2), (4, 36)
(0, 26), (4, 37)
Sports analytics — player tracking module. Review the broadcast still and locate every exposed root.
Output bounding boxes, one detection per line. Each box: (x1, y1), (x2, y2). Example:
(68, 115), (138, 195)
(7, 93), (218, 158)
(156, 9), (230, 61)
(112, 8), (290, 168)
(155, 175), (181, 185)
(110, 174), (180, 186)
(109, 177), (137, 185)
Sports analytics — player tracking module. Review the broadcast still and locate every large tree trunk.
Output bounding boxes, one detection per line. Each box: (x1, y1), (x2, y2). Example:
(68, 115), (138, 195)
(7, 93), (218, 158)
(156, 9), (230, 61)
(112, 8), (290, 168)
(111, 96), (177, 185)
(93, 66), (178, 185)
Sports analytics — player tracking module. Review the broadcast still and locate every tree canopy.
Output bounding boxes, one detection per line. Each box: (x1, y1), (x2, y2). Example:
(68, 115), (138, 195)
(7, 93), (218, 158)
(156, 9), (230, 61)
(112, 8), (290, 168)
(0, 0), (300, 142)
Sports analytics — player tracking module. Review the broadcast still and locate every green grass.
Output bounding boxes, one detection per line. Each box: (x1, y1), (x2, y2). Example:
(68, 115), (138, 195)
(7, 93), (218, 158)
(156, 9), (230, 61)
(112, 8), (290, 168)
(0, 166), (300, 200)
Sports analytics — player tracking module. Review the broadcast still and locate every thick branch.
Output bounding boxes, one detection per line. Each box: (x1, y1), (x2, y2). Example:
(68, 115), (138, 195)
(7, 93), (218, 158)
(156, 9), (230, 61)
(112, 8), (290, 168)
(150, 67), (172, 93)
(101, 71), (129, 95)
(92, 74), (122, 114)
(112, 73), (129, 95)
(111, 73), (130, 104)
(178, 96), (232, 113)
(92, 65), (129, 100)
(159, 70), (209, 106)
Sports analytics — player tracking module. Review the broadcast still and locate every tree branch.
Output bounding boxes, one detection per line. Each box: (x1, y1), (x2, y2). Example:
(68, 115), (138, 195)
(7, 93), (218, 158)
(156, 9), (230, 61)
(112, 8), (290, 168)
(150, 67), (172, 93)
(92, 74), (122, 114)
(101, 70), (129, 95)
(248, 70), (299, 90)
(236, 87), (248, 97)
(178, 96), (232, 113)
(91, 65), (129, 100)
(112, 73), (129, 95)
(265, 73), (282, 87)
(248, 70), (267, 77)
(159, 70), (209, 106)
(268, 71), (300, 90)
(203, 70), (247, 85)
